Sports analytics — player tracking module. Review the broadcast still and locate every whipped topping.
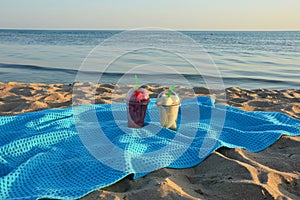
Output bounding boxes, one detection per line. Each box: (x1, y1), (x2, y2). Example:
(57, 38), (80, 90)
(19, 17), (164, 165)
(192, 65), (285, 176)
(157, 92), (180, 106)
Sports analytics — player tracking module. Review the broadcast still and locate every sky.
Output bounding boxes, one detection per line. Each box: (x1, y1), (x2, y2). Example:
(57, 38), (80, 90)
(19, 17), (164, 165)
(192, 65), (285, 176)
(0, 0), (299, 30)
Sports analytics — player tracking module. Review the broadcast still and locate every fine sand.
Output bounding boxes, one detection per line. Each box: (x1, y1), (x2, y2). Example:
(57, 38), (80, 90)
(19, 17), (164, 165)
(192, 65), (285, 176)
(0, 82), (300, 200)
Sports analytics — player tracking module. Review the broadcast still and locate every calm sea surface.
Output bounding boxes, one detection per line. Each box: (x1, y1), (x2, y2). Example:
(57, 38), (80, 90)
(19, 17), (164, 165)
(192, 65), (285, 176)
(0, 30), (299, 89)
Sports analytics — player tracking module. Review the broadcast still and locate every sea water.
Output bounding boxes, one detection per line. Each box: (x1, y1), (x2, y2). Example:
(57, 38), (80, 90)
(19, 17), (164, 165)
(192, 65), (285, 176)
(0, 30), (299, 89)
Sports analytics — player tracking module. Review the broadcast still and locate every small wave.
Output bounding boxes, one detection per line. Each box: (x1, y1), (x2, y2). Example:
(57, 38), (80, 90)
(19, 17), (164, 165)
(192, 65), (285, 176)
(221, 76), (299, 89)
(0, 63), (298, 89)
(223, 58), (248, 64)
(0, 63), (77, 74)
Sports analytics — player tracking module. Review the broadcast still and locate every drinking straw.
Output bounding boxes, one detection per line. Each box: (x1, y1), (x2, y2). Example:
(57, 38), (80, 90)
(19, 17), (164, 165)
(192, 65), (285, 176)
(168, 84), (175, 98)
(135, 75), (139, 91)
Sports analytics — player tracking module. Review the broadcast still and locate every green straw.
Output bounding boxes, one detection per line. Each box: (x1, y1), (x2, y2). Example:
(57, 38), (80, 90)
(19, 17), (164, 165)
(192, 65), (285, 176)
(135, 75), (139, 91)
(168, 84), (175, 98)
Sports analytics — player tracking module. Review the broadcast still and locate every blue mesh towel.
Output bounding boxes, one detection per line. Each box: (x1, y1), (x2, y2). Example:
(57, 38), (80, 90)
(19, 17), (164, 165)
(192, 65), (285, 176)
(0, 96), (299, 199)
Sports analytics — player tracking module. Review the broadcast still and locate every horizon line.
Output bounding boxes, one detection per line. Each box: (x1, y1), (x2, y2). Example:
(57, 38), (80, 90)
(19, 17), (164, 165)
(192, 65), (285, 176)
(0, 28), (300, 32)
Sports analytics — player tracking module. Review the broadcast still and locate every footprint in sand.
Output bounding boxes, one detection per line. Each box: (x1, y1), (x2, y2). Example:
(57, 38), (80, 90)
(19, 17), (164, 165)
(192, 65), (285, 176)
(29, 101), (48, 111)
(96, 87), (112, 95)
(44, 93), (65, 102)
(230, 98), (249, 104)
(292, 104), (300, 114)
(9, 87), (34, 97)
(248, 100), (273, 107)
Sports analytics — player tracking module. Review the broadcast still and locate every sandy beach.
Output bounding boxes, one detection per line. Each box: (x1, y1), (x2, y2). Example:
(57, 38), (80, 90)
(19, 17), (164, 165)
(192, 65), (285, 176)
(0, 82), (300, 199)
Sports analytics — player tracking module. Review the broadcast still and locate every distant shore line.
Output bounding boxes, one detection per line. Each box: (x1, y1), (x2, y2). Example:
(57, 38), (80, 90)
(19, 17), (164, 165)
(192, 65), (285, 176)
(1, 29), (300, 32)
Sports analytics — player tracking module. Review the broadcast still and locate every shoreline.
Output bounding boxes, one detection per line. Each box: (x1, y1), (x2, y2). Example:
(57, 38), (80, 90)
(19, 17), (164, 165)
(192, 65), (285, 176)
(0, 81), (300, 199)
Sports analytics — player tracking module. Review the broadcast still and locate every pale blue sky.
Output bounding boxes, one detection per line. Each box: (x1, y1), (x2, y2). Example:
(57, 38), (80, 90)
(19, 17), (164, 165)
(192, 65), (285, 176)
(0, 0), (299, 30)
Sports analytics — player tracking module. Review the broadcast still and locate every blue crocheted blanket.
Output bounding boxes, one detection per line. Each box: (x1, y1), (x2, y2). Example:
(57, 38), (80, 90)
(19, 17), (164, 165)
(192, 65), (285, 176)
(0, 97), (299, 199)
